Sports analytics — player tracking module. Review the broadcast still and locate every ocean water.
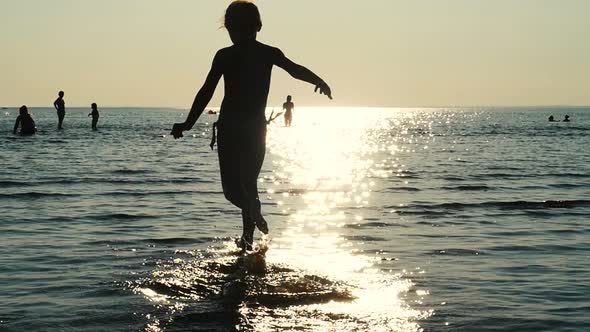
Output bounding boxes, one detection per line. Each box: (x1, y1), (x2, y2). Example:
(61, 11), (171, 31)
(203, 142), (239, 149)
(1, 106), (589, 332)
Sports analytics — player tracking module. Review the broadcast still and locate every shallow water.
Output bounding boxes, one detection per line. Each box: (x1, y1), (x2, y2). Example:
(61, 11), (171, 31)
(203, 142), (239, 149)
(1, 107), (589, 331)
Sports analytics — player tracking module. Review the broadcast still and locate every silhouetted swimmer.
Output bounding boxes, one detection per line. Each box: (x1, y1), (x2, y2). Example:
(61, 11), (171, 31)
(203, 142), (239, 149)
(548, 115), (558, 122)
(53, 91), (65, 129)
(563, 115), (570, 122)
(13, 105), (36, 136)
(283, 95), (294, 127)
(171, 1), (332, 251)
(266, 109), (283, 125)
(88, 103), (99, 130)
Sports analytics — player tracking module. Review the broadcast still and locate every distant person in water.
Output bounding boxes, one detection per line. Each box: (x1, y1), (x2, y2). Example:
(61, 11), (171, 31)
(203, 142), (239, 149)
(88, 103), (99, 130)
(171, 1), (332, 251)
(13, 105), (36, 136)
(563, 115), (570, 122)
(283, 95), (294, 127)
(548, 115), (558, 122)
(53, 91), (65, 129)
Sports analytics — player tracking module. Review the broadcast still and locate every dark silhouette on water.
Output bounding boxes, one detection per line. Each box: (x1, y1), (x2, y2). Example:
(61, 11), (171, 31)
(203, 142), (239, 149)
(171, 1), (332, 251)
(548, 115), (558, 122)
(563, 115), (570, 122)
(13, 105), (36, 136)
(88, 103), (99, 130)
(266, 109), (283, 125)
(53, 91), (66, 129)
(283, 95), (294, 127)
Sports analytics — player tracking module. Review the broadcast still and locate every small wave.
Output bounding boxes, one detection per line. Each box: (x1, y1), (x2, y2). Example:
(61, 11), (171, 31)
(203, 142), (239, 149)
(438, 176), (464, 181)
(389, 199), (590, 212)
(485, 243), (582, 252)
(96, 189), (221, 197)
(27, 177), (213, 186)
(343, 235), (387, 242)
(90, 213), (160, 221)
(384, 186), (421, 192)
(272, 188), (308, 196)
(429, 248), (482, 256)
(440, 185), (491, 191)
(471, 173), (535, 179)
(0, 181), (33, 188)
(547, 183), (590, 189)
(141, 237), (214, 245)
(485, 165), (523, 171)
(392, 210), (451, 216)
(111, 169), (151, 175)
(546, 173), (590, 179)
(0, 192), (74, 199)
(344, 222), (408, 229)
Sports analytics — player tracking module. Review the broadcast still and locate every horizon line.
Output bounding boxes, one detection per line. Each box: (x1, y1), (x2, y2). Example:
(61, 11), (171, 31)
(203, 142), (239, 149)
(2, 104), (590, 109)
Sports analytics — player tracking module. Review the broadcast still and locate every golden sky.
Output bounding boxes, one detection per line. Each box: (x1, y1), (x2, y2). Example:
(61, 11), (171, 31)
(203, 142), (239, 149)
(1, 0), (589, 107)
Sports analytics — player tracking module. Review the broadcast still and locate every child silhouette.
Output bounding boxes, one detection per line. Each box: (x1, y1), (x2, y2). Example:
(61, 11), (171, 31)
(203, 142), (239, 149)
(88, 103), (99, 130)
(13, 105), (36, 136)
(172, 1), (332, 251)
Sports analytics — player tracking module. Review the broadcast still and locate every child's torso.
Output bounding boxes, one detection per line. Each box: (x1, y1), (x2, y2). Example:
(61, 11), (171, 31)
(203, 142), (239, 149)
(219, 41), (279, 121)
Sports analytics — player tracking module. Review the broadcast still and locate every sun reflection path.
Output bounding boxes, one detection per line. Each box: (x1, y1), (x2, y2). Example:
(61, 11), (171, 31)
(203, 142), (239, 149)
(261, 107), (432, 331)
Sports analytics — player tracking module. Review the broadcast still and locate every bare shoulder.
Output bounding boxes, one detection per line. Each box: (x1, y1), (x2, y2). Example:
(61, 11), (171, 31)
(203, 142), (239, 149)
(215, 46), (233, 59)
(256, 41), (284, 58)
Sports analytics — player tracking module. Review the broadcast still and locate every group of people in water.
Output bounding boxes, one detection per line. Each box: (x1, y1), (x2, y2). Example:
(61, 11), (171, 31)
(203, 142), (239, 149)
(12, 89), (294, 137)
(548, 114), (571, 122)
(13, 90), (100, 135)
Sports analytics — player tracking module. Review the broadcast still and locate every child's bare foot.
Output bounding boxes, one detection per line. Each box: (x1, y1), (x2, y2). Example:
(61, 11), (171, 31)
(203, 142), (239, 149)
(255, 214), (269, 234)
(235, 236), (253, 252)
(248, 200), (269, 234)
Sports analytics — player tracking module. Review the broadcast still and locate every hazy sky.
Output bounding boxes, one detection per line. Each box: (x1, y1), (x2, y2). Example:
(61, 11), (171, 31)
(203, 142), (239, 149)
(1, 0), (589, 107)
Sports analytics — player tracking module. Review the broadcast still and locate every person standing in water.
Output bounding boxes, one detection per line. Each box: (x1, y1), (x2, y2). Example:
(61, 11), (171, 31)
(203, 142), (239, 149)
(171, 1), (332, 251)
(53, 91), (66, 129)
(88, 103), (99, 130)
(13, 105), (37, 136)
(283, 95), (294, 127)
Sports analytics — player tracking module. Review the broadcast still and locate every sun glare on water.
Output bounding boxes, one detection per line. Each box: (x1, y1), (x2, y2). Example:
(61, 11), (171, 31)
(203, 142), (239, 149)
(135, 107), (434, 331)
(258, 107), (432, 330)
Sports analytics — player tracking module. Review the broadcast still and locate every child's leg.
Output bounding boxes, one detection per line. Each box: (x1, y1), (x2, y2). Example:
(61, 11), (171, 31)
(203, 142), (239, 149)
(218, 123), (256, 250)
(58, 112), (65, 129)
(240, 124), (268, 234)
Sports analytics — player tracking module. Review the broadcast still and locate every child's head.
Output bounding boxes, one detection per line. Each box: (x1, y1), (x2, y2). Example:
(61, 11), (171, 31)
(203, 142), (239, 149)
(19, 105), (28, 116)
(58, 91), (64, 97)
(91, 102), (97, 110)
(224, 1), (262, 42)
(287, 95), (292, 102)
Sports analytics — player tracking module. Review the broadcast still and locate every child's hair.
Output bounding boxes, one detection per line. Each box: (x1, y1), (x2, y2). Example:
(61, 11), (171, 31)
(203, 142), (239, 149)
(58, 91), (64, 97)
(91, 103), (97, 109)
(19, 105), (28, 116)
(224, 1), (262, 33)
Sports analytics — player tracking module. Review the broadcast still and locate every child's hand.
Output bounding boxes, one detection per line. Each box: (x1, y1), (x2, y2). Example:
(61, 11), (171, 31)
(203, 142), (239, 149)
(314, 80), (332, 100)
(171, 122), (186, 139)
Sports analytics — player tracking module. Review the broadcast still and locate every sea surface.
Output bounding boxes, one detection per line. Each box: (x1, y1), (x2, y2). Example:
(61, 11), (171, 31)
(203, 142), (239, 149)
(1, 107), (589, 331)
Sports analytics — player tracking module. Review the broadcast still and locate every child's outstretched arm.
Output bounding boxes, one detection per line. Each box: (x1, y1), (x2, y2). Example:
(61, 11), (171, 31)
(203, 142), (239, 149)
(274, 50), (332, 99)
(172, 52), (223, 139)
